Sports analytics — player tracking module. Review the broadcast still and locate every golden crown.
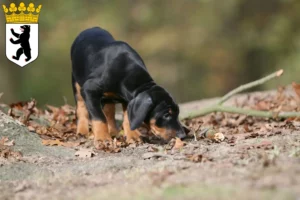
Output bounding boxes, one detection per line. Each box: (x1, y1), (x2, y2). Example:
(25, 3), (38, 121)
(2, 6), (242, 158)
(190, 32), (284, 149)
(2, 2), (42, 23)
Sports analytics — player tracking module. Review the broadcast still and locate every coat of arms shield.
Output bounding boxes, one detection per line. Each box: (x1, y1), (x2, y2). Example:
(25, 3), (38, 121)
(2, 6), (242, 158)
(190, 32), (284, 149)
(3, 2), (42, 67)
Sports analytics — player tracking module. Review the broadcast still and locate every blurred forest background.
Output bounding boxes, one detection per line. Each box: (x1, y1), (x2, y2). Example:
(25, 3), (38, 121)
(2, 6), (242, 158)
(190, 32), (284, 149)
(0, 0), (299, 107)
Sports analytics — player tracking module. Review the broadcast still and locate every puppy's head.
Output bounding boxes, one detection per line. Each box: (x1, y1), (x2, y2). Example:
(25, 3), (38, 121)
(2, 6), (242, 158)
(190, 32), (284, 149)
(127, 86), (186, 142)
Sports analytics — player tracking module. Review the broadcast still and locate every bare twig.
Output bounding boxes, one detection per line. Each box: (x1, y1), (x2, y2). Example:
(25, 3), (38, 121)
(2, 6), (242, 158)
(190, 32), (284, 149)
(22, 99), (36, 125)
(218, 69), (283, 105)
(180, 69), (300, 120)
(181, 105), (300, 120)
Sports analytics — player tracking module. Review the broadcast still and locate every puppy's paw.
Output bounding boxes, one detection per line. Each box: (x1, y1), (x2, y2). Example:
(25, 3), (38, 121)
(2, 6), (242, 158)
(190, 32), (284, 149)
(76, 120), (89, 138)
(125, 130), (142, 144)
(109, 127), (119, 137)
(94, 136), (113, 149)
(94, 133), (112, 143)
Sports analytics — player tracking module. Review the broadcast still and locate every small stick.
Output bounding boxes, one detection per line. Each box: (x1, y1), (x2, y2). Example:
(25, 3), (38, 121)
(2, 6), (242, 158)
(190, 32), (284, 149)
(218, 69), (283, 105)
(180, 69), (300, 120)
(193, 123), (202, 141)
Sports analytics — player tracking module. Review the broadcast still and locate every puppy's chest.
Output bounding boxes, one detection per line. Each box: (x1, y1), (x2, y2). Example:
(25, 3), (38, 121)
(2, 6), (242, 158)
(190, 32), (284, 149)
(103, 92), (120, 99)
(101, 92), (126, 103)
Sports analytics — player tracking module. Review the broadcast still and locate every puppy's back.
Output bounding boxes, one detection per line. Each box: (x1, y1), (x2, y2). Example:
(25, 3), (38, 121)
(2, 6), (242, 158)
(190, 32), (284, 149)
(71, 27), (115, 58)
(71, 27), (116, 83)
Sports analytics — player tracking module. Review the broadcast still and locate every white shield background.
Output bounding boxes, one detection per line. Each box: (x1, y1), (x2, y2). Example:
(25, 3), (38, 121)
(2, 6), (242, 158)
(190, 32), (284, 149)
(6, 24), (39, 67)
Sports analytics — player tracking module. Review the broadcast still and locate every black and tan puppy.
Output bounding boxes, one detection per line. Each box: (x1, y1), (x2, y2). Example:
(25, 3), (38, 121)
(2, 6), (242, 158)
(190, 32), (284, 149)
(71, 27), (186, 145)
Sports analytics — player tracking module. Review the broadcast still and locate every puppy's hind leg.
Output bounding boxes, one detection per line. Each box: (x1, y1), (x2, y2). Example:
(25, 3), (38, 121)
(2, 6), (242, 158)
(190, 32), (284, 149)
(81, 80), (112, 145)
(74, 80), (90, 137)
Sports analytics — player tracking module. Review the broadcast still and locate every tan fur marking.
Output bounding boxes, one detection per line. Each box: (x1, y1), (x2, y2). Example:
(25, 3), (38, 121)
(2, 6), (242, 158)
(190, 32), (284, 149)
(75, 83), (89, 136)
(103, 104), (119, 137)
(122, 104), (142, 143)
(150, 119), (176, 141)
(92, 120), (112, 142)
(103, 92), (119, 99)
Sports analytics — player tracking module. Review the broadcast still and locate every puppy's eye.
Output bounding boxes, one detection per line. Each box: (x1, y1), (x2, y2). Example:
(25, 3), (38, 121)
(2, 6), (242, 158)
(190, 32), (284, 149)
(163, 113), (171, 120)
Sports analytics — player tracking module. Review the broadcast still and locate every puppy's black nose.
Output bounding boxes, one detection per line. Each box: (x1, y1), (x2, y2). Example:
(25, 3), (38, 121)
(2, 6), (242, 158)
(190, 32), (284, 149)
(176, 131), (186, 139)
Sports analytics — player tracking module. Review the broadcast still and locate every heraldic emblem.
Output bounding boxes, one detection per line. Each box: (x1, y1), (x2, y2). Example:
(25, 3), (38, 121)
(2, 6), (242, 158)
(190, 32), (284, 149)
(2, 2), (42, 67)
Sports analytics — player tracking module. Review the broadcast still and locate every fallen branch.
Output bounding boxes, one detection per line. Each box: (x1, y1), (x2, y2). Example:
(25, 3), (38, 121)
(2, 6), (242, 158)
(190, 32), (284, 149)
(181, 69), (300, 120)
(183, 105), (300, 119)
(217, 69), (283, 105)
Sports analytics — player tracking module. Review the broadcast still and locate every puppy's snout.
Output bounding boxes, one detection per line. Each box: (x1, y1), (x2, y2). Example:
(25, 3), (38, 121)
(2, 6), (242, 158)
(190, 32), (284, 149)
(176, 130), (186, 139)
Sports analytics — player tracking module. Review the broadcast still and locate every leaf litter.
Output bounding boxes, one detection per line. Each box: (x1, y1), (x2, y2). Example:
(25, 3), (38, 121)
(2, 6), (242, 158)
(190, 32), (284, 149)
(0, 84), (299, 161)
(75, 148), (97, 158)
(1, 84), (300, 198)
(1, 99), (140, 155)
(0, 137), (22, 160)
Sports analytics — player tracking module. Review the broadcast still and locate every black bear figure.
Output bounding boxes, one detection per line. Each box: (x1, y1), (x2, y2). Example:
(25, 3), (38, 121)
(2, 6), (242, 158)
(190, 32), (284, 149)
(10, 25), (32, 62)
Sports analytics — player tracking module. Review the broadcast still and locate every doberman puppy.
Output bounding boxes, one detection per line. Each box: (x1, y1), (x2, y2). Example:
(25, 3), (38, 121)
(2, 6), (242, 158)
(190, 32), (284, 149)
(71, 27), (186, 145)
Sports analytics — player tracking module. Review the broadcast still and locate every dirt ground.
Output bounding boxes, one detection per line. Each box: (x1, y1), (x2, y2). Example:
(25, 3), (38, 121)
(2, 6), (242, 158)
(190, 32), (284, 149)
(0, 89), (300, 200)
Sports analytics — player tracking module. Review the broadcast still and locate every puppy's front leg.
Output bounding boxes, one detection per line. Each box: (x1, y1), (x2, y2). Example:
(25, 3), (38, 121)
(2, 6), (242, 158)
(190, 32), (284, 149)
(81, 80), (112, 145)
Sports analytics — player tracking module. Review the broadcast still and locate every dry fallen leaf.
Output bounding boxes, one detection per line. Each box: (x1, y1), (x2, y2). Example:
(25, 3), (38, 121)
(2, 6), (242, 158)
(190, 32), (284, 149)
(46, 105), (60, 113)
(9, 151), (23, 159)
(205, 130), (225, 142)
(61, 141), (81, 148)
(9, 101), (24, 110)
(0, 148), (22, 159)
(27, 99), (36, 110)
(0, 137), (14, 146)
(243, 124), (252, 132)
(265, 123), (273, 131)
(148, 146), (159, 152)
(0, 137), (8, 145)
(4, 139), (14, 146)
(75, 148), (96, 158)
(0, 137), (21, 160)
(186, 154), (212, 163)
(187, 154), (203, 162)
(292, 82), (300, 99)
(22, 99), (36, 125)
(42, 139), (63, 146)
(27, 126), (36, 132)
(61, 104), (76, 115)
(255, 101), (270, 111)
(214, 132), (225, 142)
(94, 139), (125, 153)
(173, 138), (185, 150)
(42, 139), (80, 148)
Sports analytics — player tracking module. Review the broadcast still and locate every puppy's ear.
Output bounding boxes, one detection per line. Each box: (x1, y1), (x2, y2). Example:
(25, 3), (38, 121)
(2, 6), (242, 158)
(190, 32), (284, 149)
(127, 92), (153, 130)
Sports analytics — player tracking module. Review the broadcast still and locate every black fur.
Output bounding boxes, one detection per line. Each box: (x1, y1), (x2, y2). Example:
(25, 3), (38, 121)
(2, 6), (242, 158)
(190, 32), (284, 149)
(71, 27), (186, 140)
(10, 25), (31, 61)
